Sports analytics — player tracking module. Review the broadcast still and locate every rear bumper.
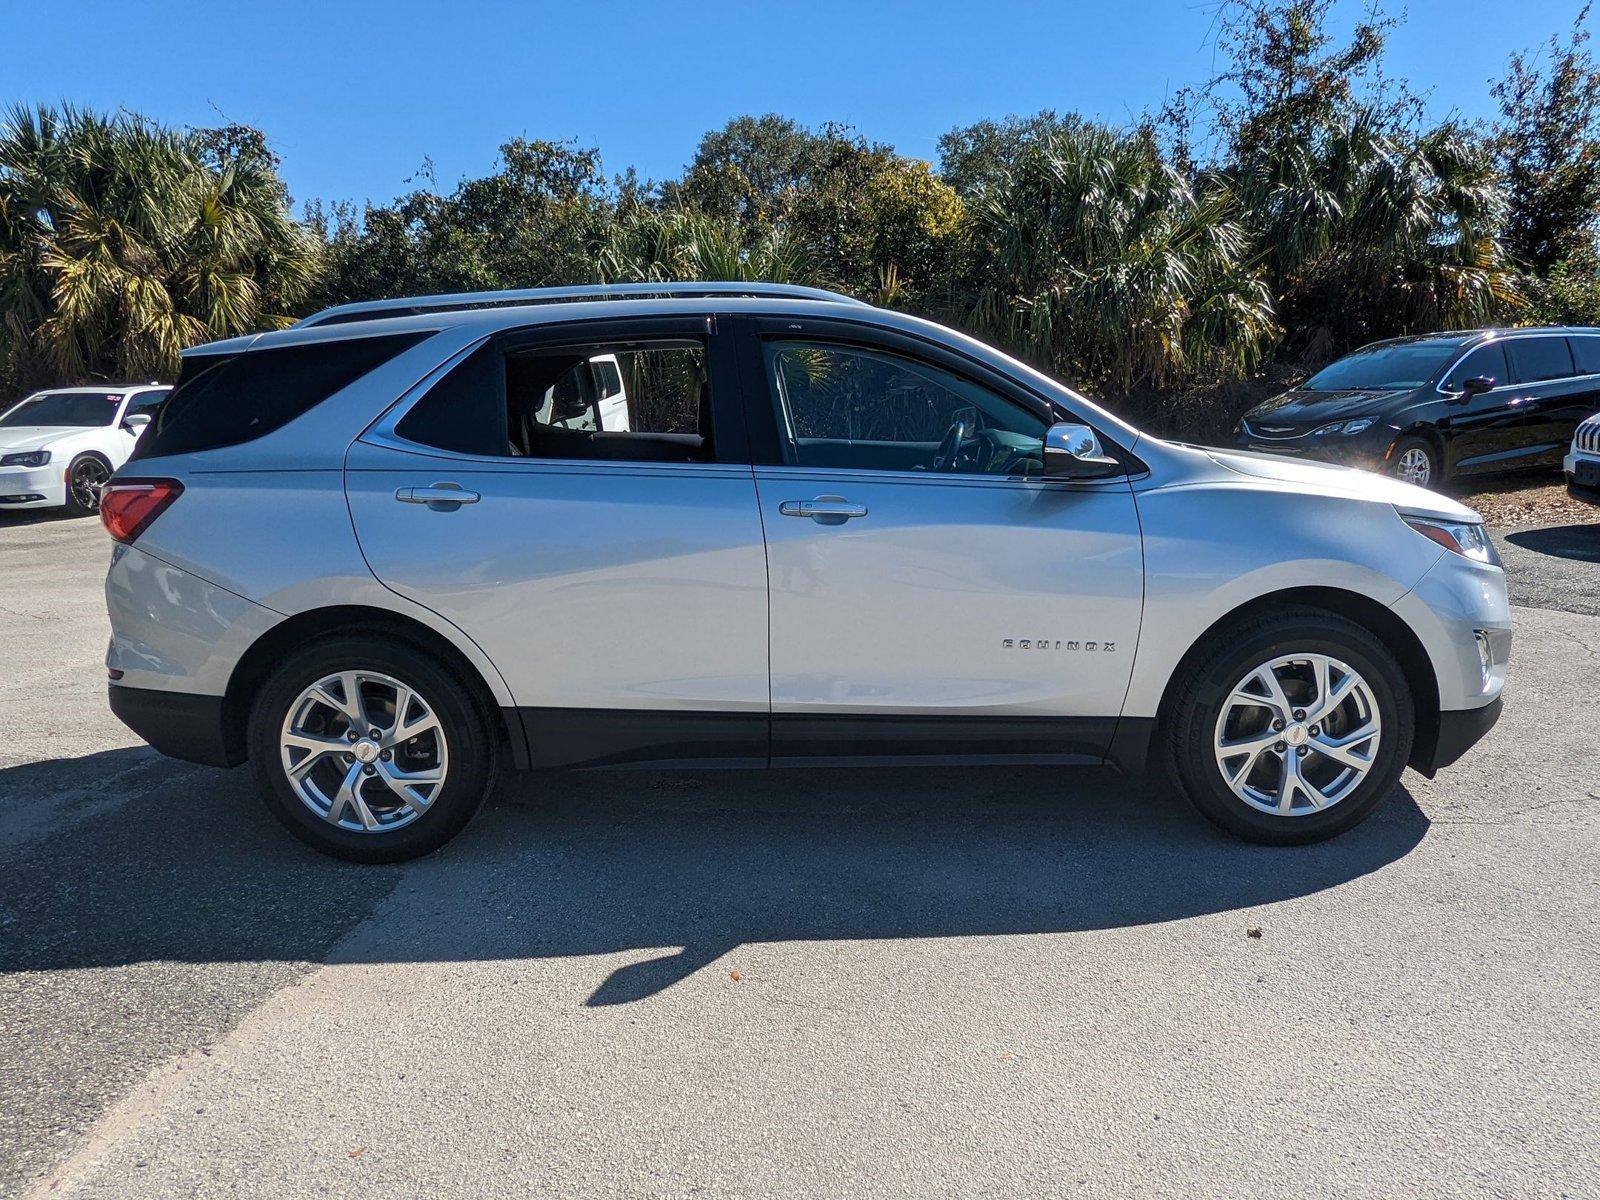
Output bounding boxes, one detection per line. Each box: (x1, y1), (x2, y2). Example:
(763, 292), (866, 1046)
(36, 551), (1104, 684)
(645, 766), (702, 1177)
(108, 683), (241, 767)
(1417, 697), (1503, 776)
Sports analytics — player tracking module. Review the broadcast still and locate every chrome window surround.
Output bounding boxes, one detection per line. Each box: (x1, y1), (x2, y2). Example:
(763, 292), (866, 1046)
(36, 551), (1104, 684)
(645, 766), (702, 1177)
(1434, 331), (1600, 396)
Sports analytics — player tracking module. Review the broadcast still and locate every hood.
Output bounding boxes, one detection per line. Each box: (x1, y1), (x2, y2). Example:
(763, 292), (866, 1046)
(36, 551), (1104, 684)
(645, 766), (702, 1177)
(0, 426), (89, 453)
(1204, 447), (1480, 521)
(1244, 387), (1414, 428)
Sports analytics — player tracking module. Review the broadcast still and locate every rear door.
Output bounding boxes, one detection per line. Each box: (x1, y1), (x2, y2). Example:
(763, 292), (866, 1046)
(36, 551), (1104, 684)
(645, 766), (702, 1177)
(735, 316), (1143, 764)
(345, 316), (771, 768)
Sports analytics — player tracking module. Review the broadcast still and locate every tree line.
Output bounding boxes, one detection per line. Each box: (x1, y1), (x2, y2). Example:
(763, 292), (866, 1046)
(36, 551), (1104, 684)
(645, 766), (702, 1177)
(5, 1), (1600, 436)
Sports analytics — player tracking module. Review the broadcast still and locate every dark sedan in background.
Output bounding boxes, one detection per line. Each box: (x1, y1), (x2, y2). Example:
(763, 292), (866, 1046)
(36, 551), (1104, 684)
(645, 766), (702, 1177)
(1234, 327), (1600, 488)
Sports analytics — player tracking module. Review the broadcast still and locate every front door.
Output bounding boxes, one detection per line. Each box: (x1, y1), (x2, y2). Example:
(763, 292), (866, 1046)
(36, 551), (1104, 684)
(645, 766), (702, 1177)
(346, 316), (770, 768)
(738, 321), (1144, 764)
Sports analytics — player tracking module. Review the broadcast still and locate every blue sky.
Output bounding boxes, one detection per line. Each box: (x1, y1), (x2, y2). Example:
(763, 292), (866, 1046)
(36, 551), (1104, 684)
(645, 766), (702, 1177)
(11, 0), (1589, 210)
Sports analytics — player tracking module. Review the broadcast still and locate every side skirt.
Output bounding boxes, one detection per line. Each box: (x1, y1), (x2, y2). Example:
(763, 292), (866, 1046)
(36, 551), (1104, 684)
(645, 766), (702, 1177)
(512, 708), (1150, 773)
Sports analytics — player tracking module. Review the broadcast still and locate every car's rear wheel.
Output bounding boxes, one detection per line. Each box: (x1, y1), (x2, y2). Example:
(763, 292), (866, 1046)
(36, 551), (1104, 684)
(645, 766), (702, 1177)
(1166, 607), (1413, 844)
(64, 453), (111, 516)
(247, 635), (496, 862)
(1388, 436), (1440, 488)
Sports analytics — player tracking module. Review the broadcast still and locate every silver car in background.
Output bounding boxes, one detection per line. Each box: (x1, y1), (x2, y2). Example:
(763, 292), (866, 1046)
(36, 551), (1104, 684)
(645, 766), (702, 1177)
(101, 283), (1511, 861)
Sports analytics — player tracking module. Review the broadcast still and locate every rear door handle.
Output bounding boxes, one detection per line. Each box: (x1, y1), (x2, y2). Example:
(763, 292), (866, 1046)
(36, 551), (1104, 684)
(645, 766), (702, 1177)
(395, 482), (480, 511)
(779, 496), (867, 525)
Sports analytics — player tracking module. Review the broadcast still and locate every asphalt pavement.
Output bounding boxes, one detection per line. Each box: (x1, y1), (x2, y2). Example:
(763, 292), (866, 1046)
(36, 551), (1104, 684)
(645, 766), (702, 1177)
(1, 509), (1596, 1199)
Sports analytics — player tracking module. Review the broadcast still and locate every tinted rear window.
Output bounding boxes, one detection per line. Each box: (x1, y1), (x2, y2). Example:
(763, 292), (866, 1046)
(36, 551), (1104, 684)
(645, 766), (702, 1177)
(130, 333), (428, 461)
(1569, 336), (1600, 375)
(1506, 336), (1574, 384)
(393, 342), (508, 457)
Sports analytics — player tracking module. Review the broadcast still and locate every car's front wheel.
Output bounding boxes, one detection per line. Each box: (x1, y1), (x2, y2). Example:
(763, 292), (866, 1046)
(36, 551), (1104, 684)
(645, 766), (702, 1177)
(1165, 607), (1414, 844)
(247, 635), (496, 862)
(1388, 435), (1440, 488)
(63, 452), (111, 516)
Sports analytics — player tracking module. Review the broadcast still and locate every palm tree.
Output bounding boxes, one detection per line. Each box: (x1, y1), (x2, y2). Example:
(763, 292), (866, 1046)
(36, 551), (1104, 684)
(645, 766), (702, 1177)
(597, 204), (810, 285)
(1231, 113), (1520, 351)
(0, 104), (320, 391)
(964, 123), (1278, 393)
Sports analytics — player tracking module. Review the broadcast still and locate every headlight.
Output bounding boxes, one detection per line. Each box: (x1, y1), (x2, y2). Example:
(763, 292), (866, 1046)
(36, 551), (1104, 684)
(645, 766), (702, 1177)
(1402, 515), (1500, 565)
(1, 450), (50, 467)
(1310, 418), (1376, 437)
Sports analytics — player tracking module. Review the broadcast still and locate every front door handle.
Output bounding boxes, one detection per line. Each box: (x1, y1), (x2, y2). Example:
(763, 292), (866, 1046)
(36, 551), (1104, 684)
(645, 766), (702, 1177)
(396, 482), (480, 512)
(779, 495), (868, 525)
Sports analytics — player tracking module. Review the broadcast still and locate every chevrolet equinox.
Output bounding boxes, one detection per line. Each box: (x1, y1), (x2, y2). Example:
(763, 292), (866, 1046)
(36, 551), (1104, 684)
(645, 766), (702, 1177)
(102, 283), (1511, 861)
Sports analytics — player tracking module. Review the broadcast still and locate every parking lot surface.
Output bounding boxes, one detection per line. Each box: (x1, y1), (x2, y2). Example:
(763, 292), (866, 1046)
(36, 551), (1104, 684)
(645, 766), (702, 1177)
(1, 511), (1596, 1199)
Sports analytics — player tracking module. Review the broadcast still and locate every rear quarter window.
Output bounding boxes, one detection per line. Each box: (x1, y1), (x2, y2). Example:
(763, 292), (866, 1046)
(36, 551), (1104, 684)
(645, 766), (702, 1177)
(130, 332), (429, 461)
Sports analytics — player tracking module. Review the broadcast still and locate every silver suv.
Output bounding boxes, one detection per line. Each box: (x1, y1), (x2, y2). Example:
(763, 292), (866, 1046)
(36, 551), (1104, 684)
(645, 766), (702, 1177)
(102, 283), (1511, 861)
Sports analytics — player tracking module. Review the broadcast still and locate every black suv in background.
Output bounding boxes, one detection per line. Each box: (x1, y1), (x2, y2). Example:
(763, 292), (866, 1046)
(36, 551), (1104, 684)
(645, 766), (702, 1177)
(1233, 328), (1600, 488)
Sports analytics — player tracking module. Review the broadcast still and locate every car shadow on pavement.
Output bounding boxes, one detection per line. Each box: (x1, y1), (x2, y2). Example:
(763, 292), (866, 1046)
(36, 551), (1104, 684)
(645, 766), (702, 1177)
(1503, 522), (1600, 562)
(0, 750), (1430, 1005)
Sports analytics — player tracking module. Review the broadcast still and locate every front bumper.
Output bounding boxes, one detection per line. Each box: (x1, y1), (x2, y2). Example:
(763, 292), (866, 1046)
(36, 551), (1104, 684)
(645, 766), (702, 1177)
(1565, 451), (1600, 504)
(0, 463), (67, 508)
(109, 682), (241, 767)
(1421, 696), (1503, 774)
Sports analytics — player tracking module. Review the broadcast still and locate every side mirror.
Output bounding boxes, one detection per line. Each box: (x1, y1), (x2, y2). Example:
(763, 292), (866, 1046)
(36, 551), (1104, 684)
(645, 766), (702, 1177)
(1458, 376), (1495, 398)
(1041, 422), (1120, 480)
(122, 413), (151, 433)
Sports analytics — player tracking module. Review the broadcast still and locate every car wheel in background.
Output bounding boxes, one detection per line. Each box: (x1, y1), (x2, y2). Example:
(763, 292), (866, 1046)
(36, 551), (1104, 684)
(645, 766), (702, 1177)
(1388, 436), (1440, 488)
(1165, 606), (1414, 845)
(246, 635), (497, 862)
(63, 453), (111, 516)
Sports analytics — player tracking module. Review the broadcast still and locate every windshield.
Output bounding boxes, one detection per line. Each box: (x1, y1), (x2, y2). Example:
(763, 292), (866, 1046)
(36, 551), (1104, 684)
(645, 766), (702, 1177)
(0, 390), (123, 429)
(1302, 343), (1460, 392)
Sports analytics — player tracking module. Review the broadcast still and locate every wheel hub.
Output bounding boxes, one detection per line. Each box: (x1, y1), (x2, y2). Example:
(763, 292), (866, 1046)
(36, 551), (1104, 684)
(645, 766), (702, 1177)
(352, 739), (380, 764)
(1283, 723), (1308, 748)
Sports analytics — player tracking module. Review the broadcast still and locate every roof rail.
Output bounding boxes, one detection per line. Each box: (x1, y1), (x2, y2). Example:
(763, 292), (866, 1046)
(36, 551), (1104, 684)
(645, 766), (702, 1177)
(295, 281), (868, 328)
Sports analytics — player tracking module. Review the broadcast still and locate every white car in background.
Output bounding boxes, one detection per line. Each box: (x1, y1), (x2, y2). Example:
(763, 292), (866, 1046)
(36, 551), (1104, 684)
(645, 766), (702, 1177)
(0, 384), (171, 515)
(1566, 411), (1600, 504)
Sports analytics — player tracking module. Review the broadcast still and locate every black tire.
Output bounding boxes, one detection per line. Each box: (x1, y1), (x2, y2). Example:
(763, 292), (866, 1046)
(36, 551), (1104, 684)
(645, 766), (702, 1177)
(63, 452), (111, 516)
(247, 635), (496, 862)
(1164, 607), (1414, 845)
(1387, 435), (1441, 489)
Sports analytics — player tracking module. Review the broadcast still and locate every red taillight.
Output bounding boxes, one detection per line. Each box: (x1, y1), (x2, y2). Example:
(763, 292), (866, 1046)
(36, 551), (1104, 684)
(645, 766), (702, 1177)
(101, 479), (183, 543)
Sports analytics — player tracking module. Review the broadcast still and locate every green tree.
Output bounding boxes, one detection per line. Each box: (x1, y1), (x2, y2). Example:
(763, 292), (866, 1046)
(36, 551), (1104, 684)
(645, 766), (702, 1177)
(311, 138), (617, 306)
(0, 104), (319, 390)
(965, 122), (1277, 393)
(1492, 6), (1600, 275)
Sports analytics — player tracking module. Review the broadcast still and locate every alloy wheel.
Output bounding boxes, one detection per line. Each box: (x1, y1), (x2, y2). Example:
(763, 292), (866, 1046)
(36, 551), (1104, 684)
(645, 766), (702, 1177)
(279, 670), (449, 832)
(1395, 447), (1432, 487)
(70, 458), (110, 511)
(1212, 653), (1382, 816)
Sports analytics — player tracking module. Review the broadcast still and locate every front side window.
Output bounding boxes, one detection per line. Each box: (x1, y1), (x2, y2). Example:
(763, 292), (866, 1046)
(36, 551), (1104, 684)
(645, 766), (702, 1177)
(1443, 343), (1509, 392)
(763, 340), (1047, 476)
(1506, 336), (1574, 384)
(122, 389), (171, 421)
(396, 337), (714, 464)
(0, 390), (123, 428)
